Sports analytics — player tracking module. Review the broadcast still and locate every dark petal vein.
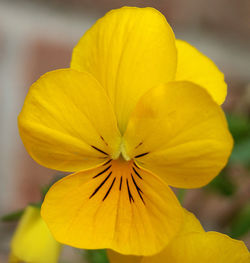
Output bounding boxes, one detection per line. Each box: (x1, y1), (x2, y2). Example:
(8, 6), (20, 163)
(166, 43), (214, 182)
(91, 145), (108, 155)
(119, 177), (123, 191)
(131, 174), (145, 204)
(93, 165), (111, 178)
(134, 152), (149, 158)
(102, 159), (112, 166)
(132, 167), (143, 180)
(126, 179), (134, 203)
(89, 171), (112, 199)
(133, 162), (140, 169)
(103, 177), (116, 201)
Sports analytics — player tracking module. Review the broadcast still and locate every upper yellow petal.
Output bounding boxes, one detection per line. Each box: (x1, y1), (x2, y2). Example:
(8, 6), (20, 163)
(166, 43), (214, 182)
(10, 206), (61, 263)
(142, 232), (250, 263)
(41, 159), (183, 256)
(71, 7), (177, 133)
(123, 81), (233, 188)
(18, 69), (121, 172)
(175, 39), (227, 105)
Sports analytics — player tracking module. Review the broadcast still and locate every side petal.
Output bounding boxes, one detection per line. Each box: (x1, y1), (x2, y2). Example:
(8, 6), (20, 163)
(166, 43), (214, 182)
(10, 206), (62, 263)
(179, 209), (204, 234)
(41, 159), (183, 256)
(18, 69), (121, 172)
(71, 7), (177, 133)
(142, 232), (250, 263)
(175, 40), (227, 105)
(123, 81), (233, 188)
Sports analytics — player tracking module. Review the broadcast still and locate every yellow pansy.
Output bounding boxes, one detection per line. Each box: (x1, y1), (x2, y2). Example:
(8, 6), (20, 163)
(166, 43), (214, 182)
(108, 210), (250, 263)
(9, 206), (61, 263)
(18, 7), (233, 256)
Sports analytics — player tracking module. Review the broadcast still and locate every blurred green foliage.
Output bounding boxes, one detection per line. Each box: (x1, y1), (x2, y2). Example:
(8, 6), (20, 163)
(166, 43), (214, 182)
(206, 169), (236, 196)
(1, 202), (41, 222)
(227, 114), (250, 167)
(206, 114), (250, 196)
(85, 249), (109, 263)
(226, 114), (250, 142)
(205, 113), (250, 241)
(230, 138), (250, 166)
(177, 188), (186, 203)
(230, 204), (250, 239)
(1, 209), (24, 222)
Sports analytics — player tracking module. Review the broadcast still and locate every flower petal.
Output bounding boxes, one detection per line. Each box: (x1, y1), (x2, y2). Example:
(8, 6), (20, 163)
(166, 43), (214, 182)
(18, 69), (121, 172)
(142, 232), (250, 263)
(71, 7), (177, 133)
(123, 81), (233, 188)
(41, 159), (183, 256)
(176, 40), (227, 105)
(179, 209), (204, 234)
(10, 206), (61, 263)
(107, 209), (204, 263)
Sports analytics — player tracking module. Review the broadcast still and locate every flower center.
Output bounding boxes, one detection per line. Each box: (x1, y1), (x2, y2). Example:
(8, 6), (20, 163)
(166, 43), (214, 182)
(111, 137), (131, 161)
(89, 157), (145, 204)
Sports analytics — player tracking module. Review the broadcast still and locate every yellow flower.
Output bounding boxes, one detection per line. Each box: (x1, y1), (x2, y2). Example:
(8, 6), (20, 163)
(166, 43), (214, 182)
(108, 210), (250, 263)
(18, 7), (233, 255)
(9, 206), (61, 263)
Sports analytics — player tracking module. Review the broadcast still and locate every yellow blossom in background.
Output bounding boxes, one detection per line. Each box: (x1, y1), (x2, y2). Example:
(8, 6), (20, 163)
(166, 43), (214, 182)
(108, 209), (250, 263)
(18, 7), (233, 255)
(9, 206), (61, 263)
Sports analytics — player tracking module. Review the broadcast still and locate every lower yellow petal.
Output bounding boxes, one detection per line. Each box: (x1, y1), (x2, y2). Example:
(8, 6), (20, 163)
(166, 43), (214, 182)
(41, 159), (183, 256)
(108, 208), (204, 263)
(179, 209), (204, 234)
(142, 232), (250, 263)
(10, 206), (61, 263)
(124, 81), (233, 188)
(175, 39), (227, 105)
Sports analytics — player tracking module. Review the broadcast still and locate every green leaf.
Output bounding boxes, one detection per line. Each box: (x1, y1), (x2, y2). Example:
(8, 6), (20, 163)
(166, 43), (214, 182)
(229, 204), (250, 239)
(206, 169), (236, 196)
(226, 114), (250, 142)
(230, 138), (250, 166)
(1, 209), (24, 222)
(41, 185), (51, 201)
(177, 188), (186, 204)
(1, 202), (41, 222)
(30, 202), (42, 209)
(85, 249), (109, 263)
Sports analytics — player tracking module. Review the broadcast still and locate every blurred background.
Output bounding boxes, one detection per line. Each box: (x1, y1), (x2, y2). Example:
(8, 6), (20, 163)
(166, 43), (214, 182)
(0, 0), (249, 262)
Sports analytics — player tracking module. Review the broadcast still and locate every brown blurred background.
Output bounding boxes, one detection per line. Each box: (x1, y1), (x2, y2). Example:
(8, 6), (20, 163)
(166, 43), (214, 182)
(0, 0), (249, 261)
